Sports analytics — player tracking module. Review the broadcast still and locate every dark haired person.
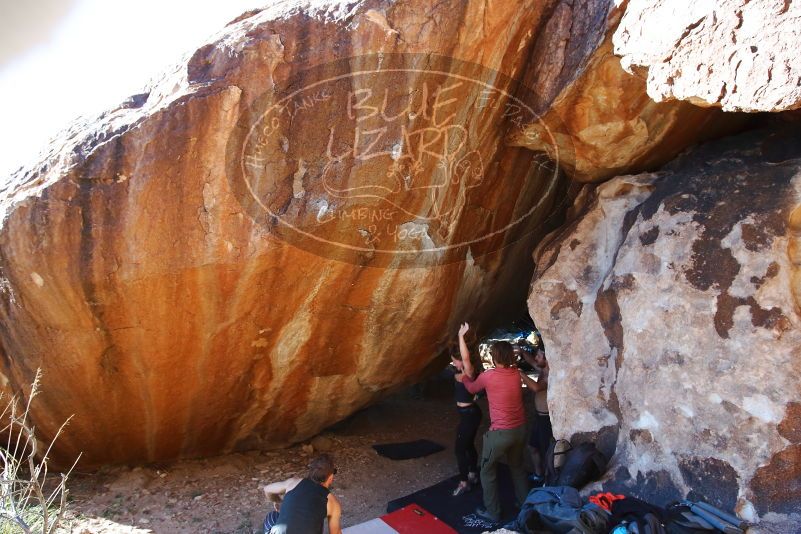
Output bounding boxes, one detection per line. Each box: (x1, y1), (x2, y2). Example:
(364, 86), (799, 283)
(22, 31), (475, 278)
(262, 476), (301, 531)
(458, 323), (529, 523)
(268, 454), (342, 534)
(449, 348), (482, 496)
(519, 347), (552, 482)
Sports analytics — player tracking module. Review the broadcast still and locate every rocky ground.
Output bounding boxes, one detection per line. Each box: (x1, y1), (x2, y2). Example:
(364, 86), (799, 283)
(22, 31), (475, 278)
(65, 374), (473, 533)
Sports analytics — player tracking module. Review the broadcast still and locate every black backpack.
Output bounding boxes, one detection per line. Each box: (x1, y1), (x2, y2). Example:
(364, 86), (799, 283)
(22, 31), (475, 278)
(544, 439), (572, 485)
(548, 442), (608, 489)
(613, 514), (667, 534)
(610, 498), (668, 534)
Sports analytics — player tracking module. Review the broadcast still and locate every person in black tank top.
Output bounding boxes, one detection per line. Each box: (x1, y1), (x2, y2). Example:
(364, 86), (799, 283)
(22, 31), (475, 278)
(269, 454), (342, 534)
(449, 350), (483, 497)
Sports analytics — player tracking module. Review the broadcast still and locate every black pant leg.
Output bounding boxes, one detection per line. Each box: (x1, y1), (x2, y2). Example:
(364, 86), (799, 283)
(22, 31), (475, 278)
(465, 406), (482, 474)
(455, 405), (482, 480)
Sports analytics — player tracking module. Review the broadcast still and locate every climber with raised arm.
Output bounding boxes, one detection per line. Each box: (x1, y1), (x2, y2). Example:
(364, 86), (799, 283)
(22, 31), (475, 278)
(448, 338), (482, 497)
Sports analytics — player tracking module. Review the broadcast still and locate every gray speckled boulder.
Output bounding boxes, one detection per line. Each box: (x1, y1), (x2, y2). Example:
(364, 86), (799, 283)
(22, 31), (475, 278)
(529, 126), (801, 528)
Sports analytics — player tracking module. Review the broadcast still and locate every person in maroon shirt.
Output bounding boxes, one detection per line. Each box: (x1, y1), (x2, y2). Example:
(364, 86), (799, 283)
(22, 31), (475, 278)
(459, 322), (529, 523)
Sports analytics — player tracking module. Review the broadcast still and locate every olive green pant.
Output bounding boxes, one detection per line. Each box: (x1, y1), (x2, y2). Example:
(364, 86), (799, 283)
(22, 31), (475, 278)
(479, 425), (530, 518)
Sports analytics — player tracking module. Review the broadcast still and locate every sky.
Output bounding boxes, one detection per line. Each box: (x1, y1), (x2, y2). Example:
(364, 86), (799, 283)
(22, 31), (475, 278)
(0, 0), (264, 179)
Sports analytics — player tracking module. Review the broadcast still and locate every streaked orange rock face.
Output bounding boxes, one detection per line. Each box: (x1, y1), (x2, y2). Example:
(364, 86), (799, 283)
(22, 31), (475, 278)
(0, 0), (728, 466)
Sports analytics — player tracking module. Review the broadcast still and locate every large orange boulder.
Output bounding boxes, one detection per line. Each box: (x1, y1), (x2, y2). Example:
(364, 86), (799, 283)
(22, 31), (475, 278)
(0, 0), (728, 466)
(0, 0), (565, 466)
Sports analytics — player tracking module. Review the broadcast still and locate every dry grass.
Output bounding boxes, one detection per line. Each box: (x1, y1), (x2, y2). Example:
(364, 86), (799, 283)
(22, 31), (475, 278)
(0, 369), (79, 533)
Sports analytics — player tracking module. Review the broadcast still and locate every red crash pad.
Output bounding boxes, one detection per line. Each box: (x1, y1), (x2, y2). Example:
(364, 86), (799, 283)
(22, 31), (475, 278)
(380, 504), (458, 534)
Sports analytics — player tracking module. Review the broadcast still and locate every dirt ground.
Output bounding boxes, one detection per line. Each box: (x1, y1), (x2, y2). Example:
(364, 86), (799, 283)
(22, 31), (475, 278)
(44, 372), (791, 534)
(65, 374), (481, 533)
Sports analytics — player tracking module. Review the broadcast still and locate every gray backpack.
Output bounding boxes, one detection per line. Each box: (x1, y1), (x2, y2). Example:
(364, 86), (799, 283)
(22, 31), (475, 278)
(664, 501), (745, 534)
(506, 486), (608, 534)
